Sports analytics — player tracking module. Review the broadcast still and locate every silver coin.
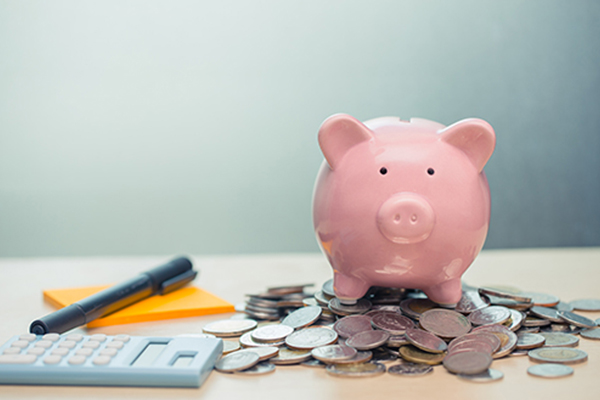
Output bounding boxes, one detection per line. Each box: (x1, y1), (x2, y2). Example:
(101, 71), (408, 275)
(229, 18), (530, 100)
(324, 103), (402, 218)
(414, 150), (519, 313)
(478, 287), (532, 303)
(569, 298), (600, 311)
(506, 309), (525, 331)
(472, 324), (517, 358)
(368, 304), (401, 313)
(419, 309), (471, 338)
(519, 292), (560, 307)
(235, 346), (279, 361)
(455, 290), (490, 314)
(528, 347), (588, 364)
(443, 351), (493, 375)
(516, 333), (546, 350)
(554, 301), (574, 312)
(243, 309), (281, 321)
(285, 327), (338, 350)
(387, 335), (410, 348)
(311, 345), (357, 363)
(314, 291), (331, 306)
(239, 331), (285, 348)
(222, 340), (241, 354)
(345, 330), (390, 351)
(333, 315), (373, 339)
(335, 350), (373, 365)
(328, 298), (372, 316)
(447, 337), (494, 355)
(483, 295), (532, 311)
(301, 359), (327, 368)
(405, 328), (447, 353)
(215, 351), (260, 372)
(235, 361), (276, 375)
(468, 306), (511, 326)
(448, 332), (500, 354)
(251, 324), (294, 343)
(302, 298), (320, 307)
(530, 306), (563, 323)
(527, 363), (574, 378)
(270, 347), (312, 365)
(457, 368), (504, 382)
(388, 362), (433, 376)
(538, 332), (579, 348)
(400, 298), (438, 320)
(540, 324), (580, 334)
(325, 362), (386, 378)
(281, 306), (322, 329)
(203, 319), (258, 337)
(523, 316), (552, 327)
(247, 296), (279, 308)
(322, 279), (335, 298)
(558, 311), (597, 328)
(580, 328), (600, 340)
(245, 303), (279, 314)
(371, 311), (415, 335)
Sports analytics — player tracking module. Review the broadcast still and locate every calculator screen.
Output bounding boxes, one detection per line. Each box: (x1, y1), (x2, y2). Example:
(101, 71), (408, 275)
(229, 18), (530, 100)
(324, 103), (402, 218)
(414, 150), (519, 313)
(131, 343), (168, 367)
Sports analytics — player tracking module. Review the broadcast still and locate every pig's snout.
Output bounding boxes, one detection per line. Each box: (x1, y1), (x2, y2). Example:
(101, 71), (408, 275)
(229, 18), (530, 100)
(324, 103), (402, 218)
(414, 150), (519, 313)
(377, 193), (435, 244)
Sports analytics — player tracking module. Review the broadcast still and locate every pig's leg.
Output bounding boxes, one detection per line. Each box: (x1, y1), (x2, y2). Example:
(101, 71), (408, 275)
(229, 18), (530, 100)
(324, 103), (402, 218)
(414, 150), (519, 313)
(424, 279), (462, 307)
(333, 272), (370, 305)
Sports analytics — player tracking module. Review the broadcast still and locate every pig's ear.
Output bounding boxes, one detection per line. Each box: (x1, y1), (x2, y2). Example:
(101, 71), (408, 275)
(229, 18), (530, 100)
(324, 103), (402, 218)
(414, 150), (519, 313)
(439, 118), (496, 172)
(318, 114), (374, 170)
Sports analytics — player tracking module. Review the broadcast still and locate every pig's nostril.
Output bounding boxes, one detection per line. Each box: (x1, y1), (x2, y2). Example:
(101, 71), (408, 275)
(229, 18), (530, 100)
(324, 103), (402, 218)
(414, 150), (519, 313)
(394, 214), (401, 222)
(411, 214), (418, 223)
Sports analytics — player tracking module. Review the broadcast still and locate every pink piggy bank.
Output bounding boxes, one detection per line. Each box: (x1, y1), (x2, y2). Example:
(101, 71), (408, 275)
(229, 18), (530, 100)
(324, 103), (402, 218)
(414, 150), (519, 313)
(313, 114), (496, 306)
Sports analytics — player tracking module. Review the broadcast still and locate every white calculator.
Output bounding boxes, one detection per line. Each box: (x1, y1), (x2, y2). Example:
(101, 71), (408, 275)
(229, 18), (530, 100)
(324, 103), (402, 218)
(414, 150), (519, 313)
(0, 333), (222, 388)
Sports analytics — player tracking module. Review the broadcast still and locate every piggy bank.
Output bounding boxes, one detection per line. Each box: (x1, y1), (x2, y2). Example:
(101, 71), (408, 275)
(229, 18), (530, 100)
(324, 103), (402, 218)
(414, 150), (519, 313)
(312, 114), (496, 306)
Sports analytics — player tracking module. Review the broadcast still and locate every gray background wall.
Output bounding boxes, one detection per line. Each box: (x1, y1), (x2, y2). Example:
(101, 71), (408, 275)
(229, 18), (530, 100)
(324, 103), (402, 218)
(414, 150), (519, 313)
(1, 0), (598, 257)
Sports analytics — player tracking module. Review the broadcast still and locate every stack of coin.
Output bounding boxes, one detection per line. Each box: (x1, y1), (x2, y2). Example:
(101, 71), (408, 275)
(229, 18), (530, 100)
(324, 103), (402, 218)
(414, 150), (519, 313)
(204, 280), (598, 380)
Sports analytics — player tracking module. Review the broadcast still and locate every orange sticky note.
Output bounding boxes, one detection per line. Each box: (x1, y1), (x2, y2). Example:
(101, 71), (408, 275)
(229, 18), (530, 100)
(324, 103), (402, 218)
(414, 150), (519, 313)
(43, 285), (235, 328)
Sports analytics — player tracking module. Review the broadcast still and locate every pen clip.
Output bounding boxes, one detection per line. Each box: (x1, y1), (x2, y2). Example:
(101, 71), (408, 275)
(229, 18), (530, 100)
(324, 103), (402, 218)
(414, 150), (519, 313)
(158, 269), (198, 295)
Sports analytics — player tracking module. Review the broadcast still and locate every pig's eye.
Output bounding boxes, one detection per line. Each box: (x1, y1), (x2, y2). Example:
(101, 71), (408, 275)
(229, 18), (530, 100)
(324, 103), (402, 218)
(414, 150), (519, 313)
(427, 168), (435, 175)
(379, 167), (388, 175)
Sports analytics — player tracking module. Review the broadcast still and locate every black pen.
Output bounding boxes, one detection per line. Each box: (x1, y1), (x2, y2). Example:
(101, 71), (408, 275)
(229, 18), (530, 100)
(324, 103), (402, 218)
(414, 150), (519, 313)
(29, 256), (197, 335)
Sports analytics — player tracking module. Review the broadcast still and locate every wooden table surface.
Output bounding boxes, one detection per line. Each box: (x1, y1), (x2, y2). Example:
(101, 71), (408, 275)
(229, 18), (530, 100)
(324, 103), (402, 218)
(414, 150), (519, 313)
(0, 247), (599, 399)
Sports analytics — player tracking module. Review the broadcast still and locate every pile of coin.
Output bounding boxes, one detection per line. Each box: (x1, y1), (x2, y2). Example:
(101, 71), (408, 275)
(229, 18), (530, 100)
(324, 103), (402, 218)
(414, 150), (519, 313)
(204, 281), (600, 381)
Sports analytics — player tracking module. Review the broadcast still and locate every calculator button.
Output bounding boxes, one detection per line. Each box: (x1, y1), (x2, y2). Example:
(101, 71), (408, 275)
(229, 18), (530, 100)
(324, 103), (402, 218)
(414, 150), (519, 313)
(51, 347), (70, 356)
(35, 340), (53, 349)
(106, 341), (124, 349)
(3, 347), (21, 355)
(68, 355), (86, 365)
(66, 334), (83, 342)
(82, 341), (100, 349)
(92, 356), (111, 366)
(113, 334), (131, 343)
(11, 340), (30, 348)
(0, 354), (37, 364)
(59, 340), (77, 349)
(27, 347), (46, 356)
(19, 334), (37, 342)
(42, 333), (60, 342)
(99, 348), (118, 357)
(90, 334), (107, 342)
(75, 348), (94, 357)
(43, 355), (62, 365)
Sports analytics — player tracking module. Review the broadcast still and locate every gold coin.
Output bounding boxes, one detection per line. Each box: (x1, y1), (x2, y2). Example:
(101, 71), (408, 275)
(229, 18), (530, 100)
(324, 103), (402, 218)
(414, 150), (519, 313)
(399, 345), (446, 365)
